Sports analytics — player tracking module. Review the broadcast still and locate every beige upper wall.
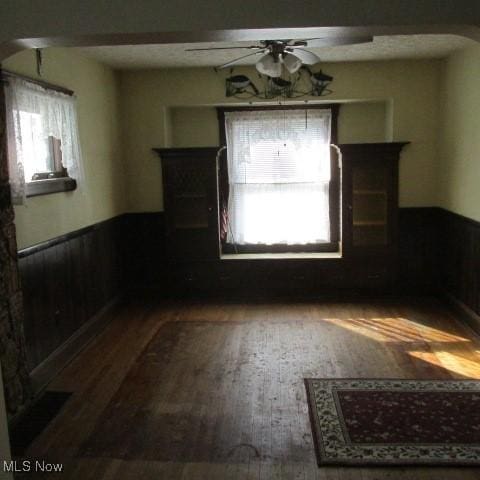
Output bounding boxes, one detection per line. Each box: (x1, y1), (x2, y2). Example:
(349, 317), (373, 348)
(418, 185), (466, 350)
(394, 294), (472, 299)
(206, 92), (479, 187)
(171, 107), (219, 147)
(120, 60), (441, 212)
(170, 101), (387, 148)
(438, 45), (480, 222)
(8, 48), (477, 246)
(3, 48), (126, 249)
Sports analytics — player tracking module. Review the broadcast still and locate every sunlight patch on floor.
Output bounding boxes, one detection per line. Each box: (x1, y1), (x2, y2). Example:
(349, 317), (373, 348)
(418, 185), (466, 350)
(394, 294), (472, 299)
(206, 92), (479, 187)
(322, 317), (469, 343)
(408, 350), (480, 378)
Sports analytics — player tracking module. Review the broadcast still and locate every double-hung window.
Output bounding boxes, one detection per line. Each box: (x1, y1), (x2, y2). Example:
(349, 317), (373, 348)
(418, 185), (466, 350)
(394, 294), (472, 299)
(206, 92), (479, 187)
(220, 107), (338, 253)
(3, 73), (83, 202)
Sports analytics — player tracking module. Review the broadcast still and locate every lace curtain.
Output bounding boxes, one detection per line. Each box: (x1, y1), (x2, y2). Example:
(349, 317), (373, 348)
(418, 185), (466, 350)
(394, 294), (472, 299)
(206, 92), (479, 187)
(4, 76), (84, 204)
(225, 109), (332, 245)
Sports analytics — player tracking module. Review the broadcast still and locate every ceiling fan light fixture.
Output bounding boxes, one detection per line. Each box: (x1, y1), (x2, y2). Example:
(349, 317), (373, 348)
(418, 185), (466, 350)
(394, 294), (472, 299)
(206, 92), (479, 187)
(256, 54), (282, 78)
(311, 70), (333, 86)
(309, 69), (334, 96)
(291, 48), (321, 65)
(283, 53), (302, 74)
(225, 74), (259, 97)
(206, 39), (338, 99)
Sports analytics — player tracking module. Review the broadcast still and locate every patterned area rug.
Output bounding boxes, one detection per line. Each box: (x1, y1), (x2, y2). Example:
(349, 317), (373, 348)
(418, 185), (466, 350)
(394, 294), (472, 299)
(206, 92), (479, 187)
(304, 379), (480, 466)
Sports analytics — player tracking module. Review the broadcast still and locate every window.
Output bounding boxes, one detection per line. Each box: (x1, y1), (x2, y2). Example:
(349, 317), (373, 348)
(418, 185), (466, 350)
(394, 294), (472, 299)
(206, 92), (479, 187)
(3, 73), (83, 202)
(18, 111), (65, 180)
(219, 107), (339, 253)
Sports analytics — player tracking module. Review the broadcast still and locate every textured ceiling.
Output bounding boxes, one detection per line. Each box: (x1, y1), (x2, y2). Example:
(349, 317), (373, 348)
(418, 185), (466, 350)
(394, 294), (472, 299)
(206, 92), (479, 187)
(74, 35), (475, 70)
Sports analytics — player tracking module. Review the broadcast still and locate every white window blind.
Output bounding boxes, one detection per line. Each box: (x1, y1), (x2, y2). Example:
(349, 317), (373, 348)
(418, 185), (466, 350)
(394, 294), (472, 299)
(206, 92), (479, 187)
(225, 109), (332, 246)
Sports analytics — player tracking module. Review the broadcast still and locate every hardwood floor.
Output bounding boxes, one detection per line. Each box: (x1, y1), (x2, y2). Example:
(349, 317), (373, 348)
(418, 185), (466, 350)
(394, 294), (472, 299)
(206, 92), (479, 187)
(21, 295), (480, 479)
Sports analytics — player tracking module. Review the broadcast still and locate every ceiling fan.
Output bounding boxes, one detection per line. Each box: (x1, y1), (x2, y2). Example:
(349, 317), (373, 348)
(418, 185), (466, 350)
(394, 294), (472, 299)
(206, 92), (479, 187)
(186, 36), (373, 77)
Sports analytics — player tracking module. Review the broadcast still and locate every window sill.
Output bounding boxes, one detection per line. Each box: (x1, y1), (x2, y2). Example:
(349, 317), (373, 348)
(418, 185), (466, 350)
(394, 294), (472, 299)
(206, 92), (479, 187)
(26, 177), (77, 198)
(220, 252), (342, 260)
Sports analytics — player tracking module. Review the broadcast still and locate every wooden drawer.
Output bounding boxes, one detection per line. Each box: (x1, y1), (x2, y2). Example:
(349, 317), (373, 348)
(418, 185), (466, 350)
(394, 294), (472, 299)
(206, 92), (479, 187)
(344, 260), (392, 290)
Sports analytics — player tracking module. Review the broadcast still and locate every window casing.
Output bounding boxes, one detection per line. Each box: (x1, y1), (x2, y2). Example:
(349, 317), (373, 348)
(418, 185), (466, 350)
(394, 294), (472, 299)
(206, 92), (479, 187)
(218, 105), (339, 254)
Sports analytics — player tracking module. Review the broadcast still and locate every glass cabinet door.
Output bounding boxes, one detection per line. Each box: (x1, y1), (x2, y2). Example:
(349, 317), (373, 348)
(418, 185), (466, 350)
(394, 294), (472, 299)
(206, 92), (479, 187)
(171, 165), (210, 230)
(351, 164), (388, 247)
(156, 147), (220, 261)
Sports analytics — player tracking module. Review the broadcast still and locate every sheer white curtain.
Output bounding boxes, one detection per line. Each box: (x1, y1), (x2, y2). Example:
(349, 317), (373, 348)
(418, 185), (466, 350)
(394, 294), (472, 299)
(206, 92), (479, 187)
(225, 109), (331, 245)
(4, 76), (84, 204)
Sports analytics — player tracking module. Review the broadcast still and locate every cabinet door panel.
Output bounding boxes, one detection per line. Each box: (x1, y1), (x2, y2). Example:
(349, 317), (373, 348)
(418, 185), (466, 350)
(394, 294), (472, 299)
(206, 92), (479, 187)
(340, 143), (407, 259)
(157, 147), (220, 261)
(352, 161), (389, 248)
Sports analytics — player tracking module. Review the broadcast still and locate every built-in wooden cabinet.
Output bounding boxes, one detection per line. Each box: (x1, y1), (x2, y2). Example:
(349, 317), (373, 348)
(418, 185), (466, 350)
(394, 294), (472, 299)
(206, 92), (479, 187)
(154, 147), (221, 260)
(340, 143), (407, 257)
(340, 142), (408, 288)
(352, 164), (389, 246)
(155, 142), (408, 292)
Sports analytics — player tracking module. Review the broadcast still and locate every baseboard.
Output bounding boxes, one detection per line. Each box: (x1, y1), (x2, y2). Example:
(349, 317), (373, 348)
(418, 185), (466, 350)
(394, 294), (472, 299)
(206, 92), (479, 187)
(29, 295), (121, 394)
(443, 291), (480, 337)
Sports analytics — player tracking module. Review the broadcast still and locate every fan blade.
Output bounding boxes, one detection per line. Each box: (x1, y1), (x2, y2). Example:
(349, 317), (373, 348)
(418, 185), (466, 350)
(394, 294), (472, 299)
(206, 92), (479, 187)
(289, 40), (307, 47)
(216, 50), (267, 70)
(294, 36), (373, 48)
(185, 45), (263, 51)
(290, 49), (320, 65)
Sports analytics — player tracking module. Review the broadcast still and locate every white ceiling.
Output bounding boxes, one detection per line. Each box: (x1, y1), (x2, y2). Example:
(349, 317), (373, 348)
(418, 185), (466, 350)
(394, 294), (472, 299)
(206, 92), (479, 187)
(74, 34), (475, 70)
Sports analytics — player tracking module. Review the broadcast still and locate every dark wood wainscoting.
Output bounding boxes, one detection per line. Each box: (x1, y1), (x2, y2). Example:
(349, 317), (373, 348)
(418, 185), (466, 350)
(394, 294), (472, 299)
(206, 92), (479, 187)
(398, 207), (440, 293)
(439, 209), (480, 325)
(17, 207), (480, 381)
(120, 212), (166, 287)
(121, 209), (441, 297)
(121, 208), (479, 335)
(398, 207), (480, 330)
(18, 217), (123, 373)
(160, 257), (398, 298)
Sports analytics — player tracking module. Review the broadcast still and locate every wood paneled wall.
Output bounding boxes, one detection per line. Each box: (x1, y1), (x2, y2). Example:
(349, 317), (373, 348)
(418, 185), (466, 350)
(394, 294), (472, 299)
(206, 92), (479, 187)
(120, 207), (479, 304)
(440, 209), (480, 317)
(17, 206), (480, 374)
(122, 209), (441, 297)
(120, 213), (165, 287)
(396, 207), (480, 323)
(18, 218), (123, 371)
(398, 207), (441, 293)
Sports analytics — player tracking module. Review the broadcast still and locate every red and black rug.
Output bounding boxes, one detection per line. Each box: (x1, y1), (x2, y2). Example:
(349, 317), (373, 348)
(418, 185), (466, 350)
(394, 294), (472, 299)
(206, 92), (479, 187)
(304, 378), (480, 466)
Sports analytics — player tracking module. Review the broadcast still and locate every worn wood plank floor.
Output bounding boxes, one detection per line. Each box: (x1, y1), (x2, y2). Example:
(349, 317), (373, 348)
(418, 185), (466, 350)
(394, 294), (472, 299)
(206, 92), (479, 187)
(21, 296), (480, 479)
